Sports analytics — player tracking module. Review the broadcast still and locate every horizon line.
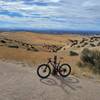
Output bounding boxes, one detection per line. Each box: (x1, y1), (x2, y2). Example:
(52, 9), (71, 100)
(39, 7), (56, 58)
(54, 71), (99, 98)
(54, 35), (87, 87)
(0, 28), (100, 32)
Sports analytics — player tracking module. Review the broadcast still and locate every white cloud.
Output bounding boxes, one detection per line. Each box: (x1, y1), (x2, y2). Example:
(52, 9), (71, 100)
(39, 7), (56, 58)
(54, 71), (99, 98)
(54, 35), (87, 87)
(82, 0), (100, 7)
(47, 0), (61, 3)
(0, 0), (100, 30)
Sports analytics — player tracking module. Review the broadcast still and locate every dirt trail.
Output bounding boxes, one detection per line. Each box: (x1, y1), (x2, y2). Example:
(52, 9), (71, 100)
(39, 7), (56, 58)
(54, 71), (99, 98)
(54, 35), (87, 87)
(0, 60), (100, 100)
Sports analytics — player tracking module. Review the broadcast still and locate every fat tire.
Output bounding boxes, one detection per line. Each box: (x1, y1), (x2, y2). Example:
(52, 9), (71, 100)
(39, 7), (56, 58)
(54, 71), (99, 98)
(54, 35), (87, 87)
(59, 64), (71, 77)
(37, 64), (51, 78)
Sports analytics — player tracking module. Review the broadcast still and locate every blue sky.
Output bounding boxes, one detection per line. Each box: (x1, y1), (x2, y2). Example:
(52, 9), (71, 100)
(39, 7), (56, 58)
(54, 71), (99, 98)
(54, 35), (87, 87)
(0, 0), (100, 31)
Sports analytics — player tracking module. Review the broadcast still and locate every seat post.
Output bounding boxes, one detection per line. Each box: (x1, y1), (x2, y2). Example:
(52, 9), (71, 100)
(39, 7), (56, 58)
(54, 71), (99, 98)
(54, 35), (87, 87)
(54, 55), (57, 66)
(52, 55), (58, 76)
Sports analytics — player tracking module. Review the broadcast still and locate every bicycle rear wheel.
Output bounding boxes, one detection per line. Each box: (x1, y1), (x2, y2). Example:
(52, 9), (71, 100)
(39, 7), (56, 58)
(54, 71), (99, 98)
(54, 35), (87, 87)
(59, 64), (71, 77)
(37, 64), (51, 78)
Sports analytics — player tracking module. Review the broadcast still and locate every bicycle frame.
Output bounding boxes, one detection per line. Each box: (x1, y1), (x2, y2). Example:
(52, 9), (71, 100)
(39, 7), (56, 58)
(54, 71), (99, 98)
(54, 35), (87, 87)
(47, 56), (61, 71)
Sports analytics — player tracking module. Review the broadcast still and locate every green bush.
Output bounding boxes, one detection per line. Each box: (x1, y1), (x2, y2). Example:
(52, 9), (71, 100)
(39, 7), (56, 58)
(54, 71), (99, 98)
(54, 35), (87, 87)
(79, 48), (100, 74)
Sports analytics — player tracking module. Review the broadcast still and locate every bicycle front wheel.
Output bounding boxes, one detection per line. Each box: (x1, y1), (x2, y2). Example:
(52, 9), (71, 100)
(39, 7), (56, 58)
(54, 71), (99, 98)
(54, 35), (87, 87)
(37, 64), (51, 78)
(59, 64), (71, 77)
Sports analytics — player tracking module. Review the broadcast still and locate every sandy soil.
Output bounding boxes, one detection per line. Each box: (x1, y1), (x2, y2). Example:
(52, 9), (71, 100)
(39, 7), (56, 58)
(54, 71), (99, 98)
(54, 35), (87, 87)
(0, 60), (100, 100)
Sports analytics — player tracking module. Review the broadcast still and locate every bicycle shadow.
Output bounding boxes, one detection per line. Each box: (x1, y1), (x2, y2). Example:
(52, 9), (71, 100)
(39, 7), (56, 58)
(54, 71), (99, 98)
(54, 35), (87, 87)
(40, 75), (82, 94)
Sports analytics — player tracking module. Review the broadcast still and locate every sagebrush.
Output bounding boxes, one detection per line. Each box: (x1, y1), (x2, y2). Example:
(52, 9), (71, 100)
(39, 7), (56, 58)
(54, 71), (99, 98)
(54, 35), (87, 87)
(79, 48), (100, 74)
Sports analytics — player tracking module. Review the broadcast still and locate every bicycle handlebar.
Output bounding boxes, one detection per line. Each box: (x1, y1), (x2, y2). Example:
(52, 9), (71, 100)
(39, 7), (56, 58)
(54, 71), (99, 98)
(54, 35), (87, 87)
(48, 58), (52, 62)
(48, 56), (63, 63)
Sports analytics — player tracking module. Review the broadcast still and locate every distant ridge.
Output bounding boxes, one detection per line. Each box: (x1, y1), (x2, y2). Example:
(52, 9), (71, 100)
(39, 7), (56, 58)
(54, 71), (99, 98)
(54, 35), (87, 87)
(0, 28), (100, 36)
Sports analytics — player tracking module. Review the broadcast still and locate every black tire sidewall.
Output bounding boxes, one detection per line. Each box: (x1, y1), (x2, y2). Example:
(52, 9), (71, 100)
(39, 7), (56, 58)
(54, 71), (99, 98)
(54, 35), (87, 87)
(59, 64), (71, 77)
(37, 64), (51, 78)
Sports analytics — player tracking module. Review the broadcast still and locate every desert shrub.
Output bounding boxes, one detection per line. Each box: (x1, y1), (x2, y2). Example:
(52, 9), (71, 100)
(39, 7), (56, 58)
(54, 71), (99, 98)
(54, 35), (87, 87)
(79, 48), (100, 74)
(27, 47), (38, 52)
(90, 43), (96, 47)
(69, 50), (79, 56)
(0, 40), (6, 43)
(77, 61), (84, 68)
(8, 44), (19, 48)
